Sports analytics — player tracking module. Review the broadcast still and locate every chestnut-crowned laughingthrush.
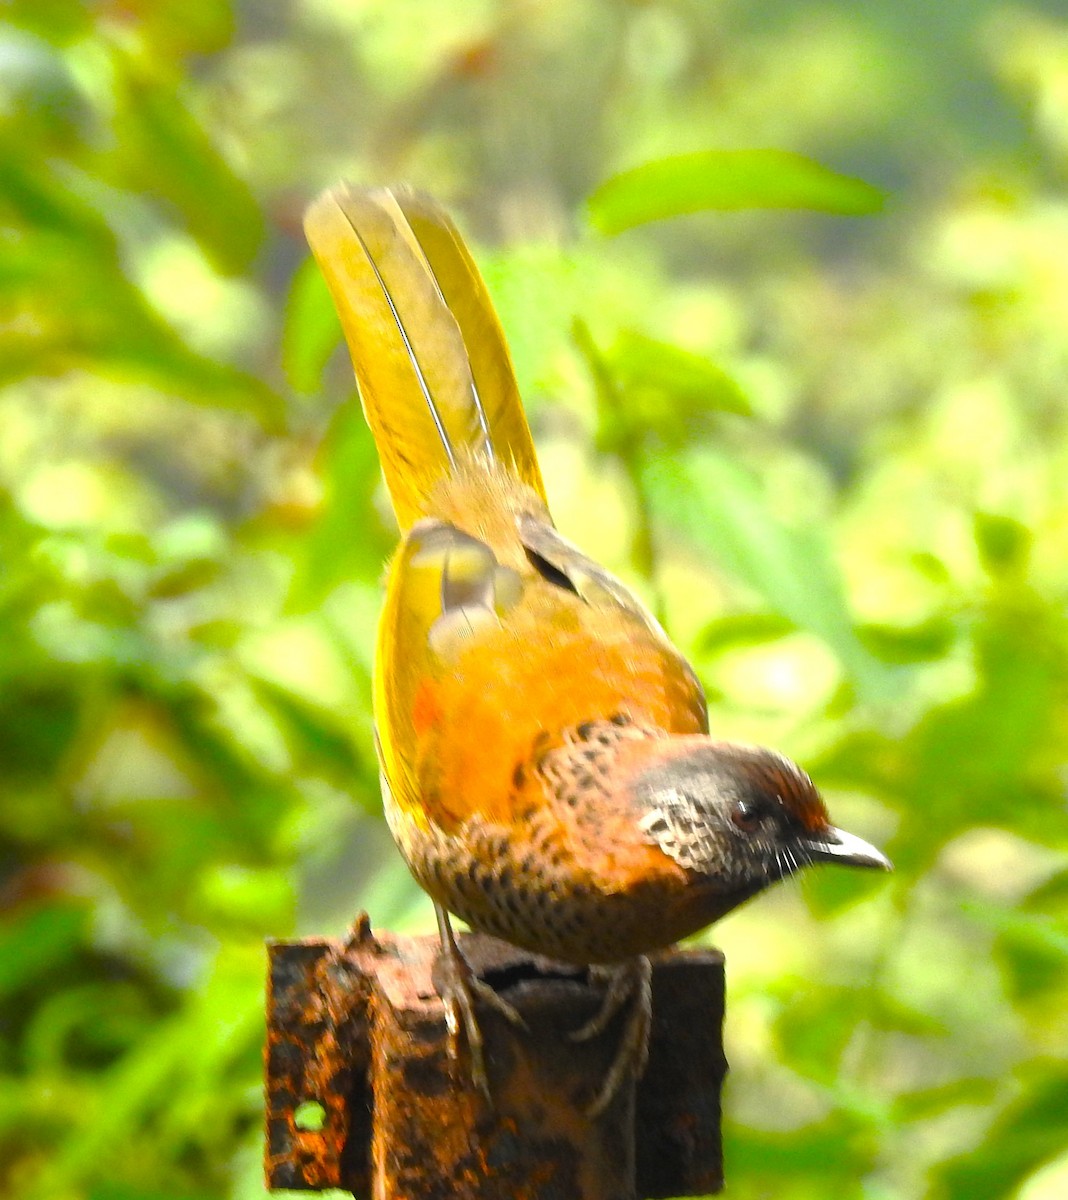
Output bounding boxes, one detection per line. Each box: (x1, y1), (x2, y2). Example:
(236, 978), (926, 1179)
(304, 184), (891, 1116)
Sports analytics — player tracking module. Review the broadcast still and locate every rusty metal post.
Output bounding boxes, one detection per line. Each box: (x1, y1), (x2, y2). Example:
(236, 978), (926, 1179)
(265, 915), (725, 1200)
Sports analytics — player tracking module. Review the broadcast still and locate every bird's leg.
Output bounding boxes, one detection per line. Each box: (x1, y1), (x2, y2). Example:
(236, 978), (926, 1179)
(570, 955), (653, 1118)
(434, 903), (527, 1102)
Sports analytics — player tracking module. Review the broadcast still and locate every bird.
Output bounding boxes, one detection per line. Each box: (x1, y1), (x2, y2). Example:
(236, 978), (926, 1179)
(303, 184), (891, 1116)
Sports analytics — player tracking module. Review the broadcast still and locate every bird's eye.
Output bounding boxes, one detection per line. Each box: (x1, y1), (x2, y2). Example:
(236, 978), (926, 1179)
(731, 797), (766, 832)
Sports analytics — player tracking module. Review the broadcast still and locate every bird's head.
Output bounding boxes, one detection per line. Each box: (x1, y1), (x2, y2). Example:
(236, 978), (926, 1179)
(625, 736), (890, 910)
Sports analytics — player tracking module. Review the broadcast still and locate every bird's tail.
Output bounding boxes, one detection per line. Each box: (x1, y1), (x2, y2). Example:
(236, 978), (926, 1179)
(304, 185), (546, 531)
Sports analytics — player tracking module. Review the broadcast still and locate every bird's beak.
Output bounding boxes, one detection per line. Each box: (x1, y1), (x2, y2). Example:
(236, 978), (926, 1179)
(806, 827), (892, 871)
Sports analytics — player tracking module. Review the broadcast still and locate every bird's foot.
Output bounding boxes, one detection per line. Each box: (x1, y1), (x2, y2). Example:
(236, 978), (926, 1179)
(435, 905), (527, 1103)
(570, 955), (652, 1118)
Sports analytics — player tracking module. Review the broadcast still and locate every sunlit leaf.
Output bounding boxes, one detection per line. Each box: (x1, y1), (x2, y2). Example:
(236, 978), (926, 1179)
(893, 1077), (1000, 1122)
(610, 329), (752, 421)
(1, 0), (92, 44)
(643, 448), (889, 702)
(974, 511), (1031, 578)
(933, 1063), (1068, 1200)
(804, 862), (896, 916)
(589, 150), (886, 233)
(282, 255), (344, 395)
(103, 48), (262, 274)
(977, 888), (1068, 1006)
(286, 402), (392, 608)
(698, 612), (796, 655)
(856, 616), (958, 664)
(725, 1110), (879, 1182)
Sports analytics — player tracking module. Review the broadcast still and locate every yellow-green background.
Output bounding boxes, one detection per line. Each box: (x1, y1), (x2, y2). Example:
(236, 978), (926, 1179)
(2, 2), (1067, 1198)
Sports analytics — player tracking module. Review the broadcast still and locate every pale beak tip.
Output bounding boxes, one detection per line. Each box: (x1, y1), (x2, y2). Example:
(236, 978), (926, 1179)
(808, 826), (893, 872)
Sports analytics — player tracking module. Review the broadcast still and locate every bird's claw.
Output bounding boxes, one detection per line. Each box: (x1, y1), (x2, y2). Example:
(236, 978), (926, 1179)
(435, 905), (527, 1103)
(437, 946), (492, 1101)
(573, 956), (653, 1118)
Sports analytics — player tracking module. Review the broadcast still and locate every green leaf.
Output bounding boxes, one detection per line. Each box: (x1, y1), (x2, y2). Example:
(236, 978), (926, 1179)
(1, 0), (92, 45)
(589, 149), (886, 233)
(0, 228), (283, 420)
(803, 863), (896, 917)
(974, 892), (1068, 1006)
(0, 902), (89, 997)
(933, 1063), (1068, 1200)
(726, 1109), (879, 1183)
(698, 612), (796, 656)
(23, 981), (157, 1071)
(0, 135), (113, 244)
(136, 0), (234, 57)
(282, 255), (343, 395)
(644, 448), (889, 701)
(250, 676), (365, 783)
(894, 1077), (1001, 1123)
(103, 49), (263, 274)
(286, 402), (391, 609)
(0, 28), (90, 151)
(772, 984), (866, 1082)
(856, 616), (958, 664)
(974, 511), (1031, 578)
(610, 330), (752, 421)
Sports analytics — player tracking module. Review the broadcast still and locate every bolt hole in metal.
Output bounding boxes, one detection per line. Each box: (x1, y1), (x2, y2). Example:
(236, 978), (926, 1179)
(293, 1099), (326, 1132)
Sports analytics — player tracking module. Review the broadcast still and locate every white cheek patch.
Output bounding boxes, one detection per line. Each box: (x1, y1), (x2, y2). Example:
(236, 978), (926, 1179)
(637, 789), (725, 875)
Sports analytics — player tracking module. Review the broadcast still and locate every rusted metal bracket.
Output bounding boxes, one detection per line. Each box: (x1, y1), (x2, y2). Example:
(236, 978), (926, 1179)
(264, 914), (725, 1200)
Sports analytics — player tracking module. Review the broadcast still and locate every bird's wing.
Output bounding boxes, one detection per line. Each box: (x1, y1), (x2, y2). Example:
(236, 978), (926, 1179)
(516, 512), (667, 638)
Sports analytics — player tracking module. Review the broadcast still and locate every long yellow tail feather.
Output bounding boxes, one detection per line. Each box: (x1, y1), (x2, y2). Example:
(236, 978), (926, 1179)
(304, 184), (546, 530)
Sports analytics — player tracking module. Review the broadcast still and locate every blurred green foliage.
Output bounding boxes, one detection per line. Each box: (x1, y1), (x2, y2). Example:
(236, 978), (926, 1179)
(2, 2), (1067, 1199)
